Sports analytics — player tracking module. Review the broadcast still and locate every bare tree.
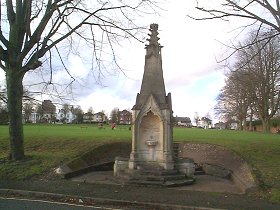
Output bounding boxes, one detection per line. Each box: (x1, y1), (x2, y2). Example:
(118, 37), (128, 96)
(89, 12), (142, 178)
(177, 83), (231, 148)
(236, 31), (280, 132)
(215, 71), (251, 130)
(0, 1), (158, 160)
(42, 100), (56, 123)
(216, 30), (280, 132)
(61, 103), (71, 120)
(110, 107), (119, 123)
(87, 106), (94, 123)
(23, 102), (34, 123)
(72, 105), (83, 123)
(36, 104), (43, 123)
(191, 1), (280, 33)
(0, 101), (8, 124)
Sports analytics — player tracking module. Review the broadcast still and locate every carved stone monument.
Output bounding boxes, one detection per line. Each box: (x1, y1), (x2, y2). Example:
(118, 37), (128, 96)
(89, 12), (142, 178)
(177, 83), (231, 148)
(114, 24), (194, 186)
(129, 23), (174, 170)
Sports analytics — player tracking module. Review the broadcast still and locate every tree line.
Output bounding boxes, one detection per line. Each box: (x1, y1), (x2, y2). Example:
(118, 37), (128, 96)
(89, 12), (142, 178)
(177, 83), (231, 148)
(215, 30), (280, 132)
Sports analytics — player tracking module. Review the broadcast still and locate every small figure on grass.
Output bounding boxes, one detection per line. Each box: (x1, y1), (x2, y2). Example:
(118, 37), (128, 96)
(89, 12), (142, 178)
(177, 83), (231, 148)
(98, 123), (103, 129)
(111, 122), (116, 130)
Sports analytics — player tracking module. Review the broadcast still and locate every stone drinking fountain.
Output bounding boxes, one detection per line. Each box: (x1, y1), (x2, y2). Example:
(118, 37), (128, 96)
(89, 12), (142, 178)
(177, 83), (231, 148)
(114, 24), (195, 186)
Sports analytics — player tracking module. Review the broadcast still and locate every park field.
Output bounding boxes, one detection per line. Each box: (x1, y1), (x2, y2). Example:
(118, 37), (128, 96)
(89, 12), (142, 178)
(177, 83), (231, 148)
(0, 124), (280, 202)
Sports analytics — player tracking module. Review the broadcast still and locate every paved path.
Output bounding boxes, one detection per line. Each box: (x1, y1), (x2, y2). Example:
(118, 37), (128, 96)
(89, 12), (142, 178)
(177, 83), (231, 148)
(71, 171), (243, 194)
(1, 180), (280, 210)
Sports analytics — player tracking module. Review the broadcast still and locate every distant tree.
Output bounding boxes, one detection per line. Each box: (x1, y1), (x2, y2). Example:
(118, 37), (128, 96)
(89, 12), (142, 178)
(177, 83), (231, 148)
(61, 103), (71, 121)
(235, 31), (280, 132)
(215, 71), (251, 130)
(0, 100), (8, 124)
(73, 106), (84, 124)
(110, 107), (119, 123)
(88, 107), (94, 114)
(36, 104), (43, 123)
(23, 102), (34, 123)
(194, 112), (199, 126)
(87, 107), (94, 123)
(41, 100), (56, 123)
(216, 30), (280, 132)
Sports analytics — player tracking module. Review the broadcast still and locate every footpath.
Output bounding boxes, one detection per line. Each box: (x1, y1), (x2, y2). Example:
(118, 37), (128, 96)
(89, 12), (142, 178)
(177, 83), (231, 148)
(1, 179), (280, 210)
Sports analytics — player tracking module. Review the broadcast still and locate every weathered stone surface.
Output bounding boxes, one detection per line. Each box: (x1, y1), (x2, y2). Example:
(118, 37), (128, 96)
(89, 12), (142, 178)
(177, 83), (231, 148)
(175, 158), (195, 178)
(202, 163), (232, 179)
(113, 157), (129, 176)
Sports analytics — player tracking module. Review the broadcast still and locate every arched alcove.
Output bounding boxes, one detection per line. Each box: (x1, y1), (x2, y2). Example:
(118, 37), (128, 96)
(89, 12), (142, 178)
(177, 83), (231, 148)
(138, 111), (163, 162)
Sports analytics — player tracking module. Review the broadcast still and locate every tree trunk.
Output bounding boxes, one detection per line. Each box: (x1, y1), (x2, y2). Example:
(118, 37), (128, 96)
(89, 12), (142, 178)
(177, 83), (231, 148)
(6, 69), (25, 160)
(242, 119), (246, 131)
(249, 109), (253, 131)
(262, 117), (271, 133)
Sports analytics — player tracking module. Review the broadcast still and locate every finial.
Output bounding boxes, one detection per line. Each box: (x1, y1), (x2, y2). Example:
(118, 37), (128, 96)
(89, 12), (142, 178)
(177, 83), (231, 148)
(147, 23), (160, 45)
(150, 23), (158, 31)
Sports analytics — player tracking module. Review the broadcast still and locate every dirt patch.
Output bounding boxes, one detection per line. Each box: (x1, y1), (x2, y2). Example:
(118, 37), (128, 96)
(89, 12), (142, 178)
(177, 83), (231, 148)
(178, 142), (257, 193)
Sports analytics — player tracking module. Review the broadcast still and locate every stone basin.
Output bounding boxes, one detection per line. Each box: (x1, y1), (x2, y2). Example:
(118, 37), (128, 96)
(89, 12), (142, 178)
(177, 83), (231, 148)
(145, 140), (158, 146)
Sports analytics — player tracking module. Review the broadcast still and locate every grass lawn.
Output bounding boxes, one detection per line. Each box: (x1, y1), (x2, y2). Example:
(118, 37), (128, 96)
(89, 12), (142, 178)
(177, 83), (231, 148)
(0, 124), (280, 202)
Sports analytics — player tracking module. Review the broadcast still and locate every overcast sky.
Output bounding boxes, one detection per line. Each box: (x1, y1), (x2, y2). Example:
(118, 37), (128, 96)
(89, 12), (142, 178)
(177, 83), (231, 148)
(74, 1), (235, 123)
(74, 0), (232, 122)
(0, 1), (248, 123)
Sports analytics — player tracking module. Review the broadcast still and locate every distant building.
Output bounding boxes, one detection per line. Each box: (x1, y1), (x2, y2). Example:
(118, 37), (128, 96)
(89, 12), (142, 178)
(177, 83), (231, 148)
(29, 112), (39, 123)
(175, 117), (192, 127)
(197, 117), (212, 129)
(57, 107), (76, 123)
(93, 112), (107, 123)
(228, 121), (238, 130)
(117, 110), (132, 124)
(83, 112), (94, 123)
(214, 121), (226, 129)
(82, 112), (107, 123)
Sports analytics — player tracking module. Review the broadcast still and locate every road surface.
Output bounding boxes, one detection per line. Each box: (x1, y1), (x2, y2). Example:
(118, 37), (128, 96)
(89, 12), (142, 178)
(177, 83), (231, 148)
(0, 197), (123, 210)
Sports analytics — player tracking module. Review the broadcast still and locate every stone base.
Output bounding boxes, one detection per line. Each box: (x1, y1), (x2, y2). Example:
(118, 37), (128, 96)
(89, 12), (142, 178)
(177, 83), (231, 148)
(114, 157), (195, 187)
(174, 158), (195, 178)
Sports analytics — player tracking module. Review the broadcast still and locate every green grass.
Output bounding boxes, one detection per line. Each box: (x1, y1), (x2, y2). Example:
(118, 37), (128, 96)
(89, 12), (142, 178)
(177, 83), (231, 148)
(0, 124), (280, 202)
(0, 124), (131, 179)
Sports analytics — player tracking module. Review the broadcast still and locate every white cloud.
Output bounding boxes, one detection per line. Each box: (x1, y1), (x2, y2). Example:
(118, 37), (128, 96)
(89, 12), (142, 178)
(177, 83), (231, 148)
(68, 54), (89, 78)
(79, 89), (133, 116)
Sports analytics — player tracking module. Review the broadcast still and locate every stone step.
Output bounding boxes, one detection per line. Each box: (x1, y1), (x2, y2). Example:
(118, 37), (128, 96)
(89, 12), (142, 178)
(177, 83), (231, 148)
(136, 169), (178, 176)
(162, 174), (187, 181)
(140, 174), (187, 182)
(194, 170), (205, 175)
(164, 178), (194, 187)
(127, 179), (164, 186)
(173, 143), (180, 158)
(126, 178), (195, 187)
(118, 171), (189, 182)
(194, 163), (205, 175)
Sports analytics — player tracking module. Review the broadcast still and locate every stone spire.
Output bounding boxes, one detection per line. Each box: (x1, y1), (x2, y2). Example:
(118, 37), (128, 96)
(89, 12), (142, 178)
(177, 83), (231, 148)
(134, 23), (168, 108)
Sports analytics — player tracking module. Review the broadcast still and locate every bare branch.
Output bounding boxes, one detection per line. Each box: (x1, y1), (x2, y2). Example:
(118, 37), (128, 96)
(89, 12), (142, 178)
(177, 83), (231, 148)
(190, 0), (280, 32)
